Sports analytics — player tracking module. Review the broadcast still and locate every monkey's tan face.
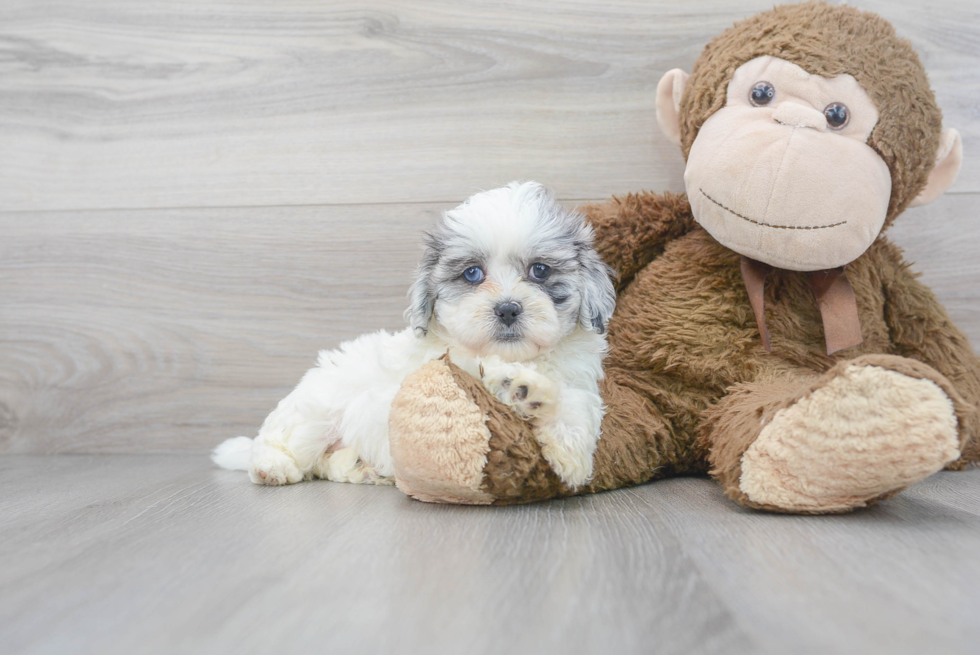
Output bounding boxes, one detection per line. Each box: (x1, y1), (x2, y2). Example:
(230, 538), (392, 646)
(685, 56), (891, 271)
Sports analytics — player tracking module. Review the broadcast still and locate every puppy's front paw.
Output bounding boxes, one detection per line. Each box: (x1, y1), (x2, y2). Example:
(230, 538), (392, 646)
(507, 369), (558, 420)
(483, 363), (557, 421)
(536, 426), (595, 489)
(249, 445), (304, 486)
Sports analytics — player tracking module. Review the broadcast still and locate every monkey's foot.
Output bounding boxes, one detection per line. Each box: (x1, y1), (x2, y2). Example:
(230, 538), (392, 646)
(739, 362), (961, 512)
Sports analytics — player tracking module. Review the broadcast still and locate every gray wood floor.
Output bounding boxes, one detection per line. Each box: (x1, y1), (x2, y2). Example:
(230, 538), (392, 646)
(2, 455), (979, 655)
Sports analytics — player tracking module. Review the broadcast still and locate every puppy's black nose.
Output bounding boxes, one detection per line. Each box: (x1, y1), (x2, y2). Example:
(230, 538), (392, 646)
(494, 301), (522, 326)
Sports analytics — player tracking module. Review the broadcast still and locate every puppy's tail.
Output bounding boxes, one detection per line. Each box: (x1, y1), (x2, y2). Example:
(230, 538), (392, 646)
(211, 436), (254, 471)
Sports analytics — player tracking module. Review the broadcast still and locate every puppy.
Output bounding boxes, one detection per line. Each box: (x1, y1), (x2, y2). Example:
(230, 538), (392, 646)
(212, 181), (615, 489)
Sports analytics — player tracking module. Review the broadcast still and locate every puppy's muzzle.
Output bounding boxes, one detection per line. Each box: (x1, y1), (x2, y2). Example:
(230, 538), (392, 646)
(494, 301), (523, 327)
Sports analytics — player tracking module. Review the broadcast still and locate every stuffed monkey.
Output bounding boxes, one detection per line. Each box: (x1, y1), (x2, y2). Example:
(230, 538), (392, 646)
(387, 1), (980, 512)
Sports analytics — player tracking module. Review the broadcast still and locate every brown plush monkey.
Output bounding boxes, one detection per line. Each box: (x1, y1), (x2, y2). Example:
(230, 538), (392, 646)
(387, 1), (980, 513)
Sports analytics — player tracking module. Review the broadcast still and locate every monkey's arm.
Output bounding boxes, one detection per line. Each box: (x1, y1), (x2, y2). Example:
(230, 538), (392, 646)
(880, 245), (980, 467)
(579, 191), (696, 292)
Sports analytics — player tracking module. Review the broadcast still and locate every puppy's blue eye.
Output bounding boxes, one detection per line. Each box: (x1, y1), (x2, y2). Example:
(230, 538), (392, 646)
(463, 266), (484, 283)
(529, 263), (551, 281)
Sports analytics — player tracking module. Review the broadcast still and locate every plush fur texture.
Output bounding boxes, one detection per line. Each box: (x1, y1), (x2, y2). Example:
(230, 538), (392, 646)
(685, 55), (894, 270)
(390, 196), (980, 509)
(739, 364), (959, 512)
(388, 358), (495, 504)
(213, 182), (615, 490)
(386, 2), (980, 513)
(386, 4), (980, 512)
(679, 1), (942, 225)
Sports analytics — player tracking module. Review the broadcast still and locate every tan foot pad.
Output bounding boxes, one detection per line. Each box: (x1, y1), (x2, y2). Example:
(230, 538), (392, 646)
(740, 364), (960, 512)
(389, 359), (494, 504)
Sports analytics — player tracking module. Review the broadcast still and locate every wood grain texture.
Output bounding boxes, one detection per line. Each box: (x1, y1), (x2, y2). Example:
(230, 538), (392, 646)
(2, 194), (978, 454)
(0, 455), (755, 655)
(1, 455), (978, 655)
(0, 0), (977, 212)
(0, 203), (446, 454)
(648, 475), (980, 655)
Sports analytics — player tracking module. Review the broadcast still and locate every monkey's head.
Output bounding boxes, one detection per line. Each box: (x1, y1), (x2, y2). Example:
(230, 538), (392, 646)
(656, 1), (962, 271)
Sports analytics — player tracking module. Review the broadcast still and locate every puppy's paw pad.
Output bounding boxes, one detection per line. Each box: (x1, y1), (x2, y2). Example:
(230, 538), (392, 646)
(481, 362), (524, 398)
(249, 449), (303, 486)
(505, 370), (557, 419)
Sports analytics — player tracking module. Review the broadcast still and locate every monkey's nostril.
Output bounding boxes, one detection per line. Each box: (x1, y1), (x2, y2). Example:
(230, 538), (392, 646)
(494, 301), (522, 326)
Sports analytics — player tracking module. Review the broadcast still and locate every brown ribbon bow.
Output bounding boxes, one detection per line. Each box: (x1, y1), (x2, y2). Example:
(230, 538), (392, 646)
(740, 256), (863, 355)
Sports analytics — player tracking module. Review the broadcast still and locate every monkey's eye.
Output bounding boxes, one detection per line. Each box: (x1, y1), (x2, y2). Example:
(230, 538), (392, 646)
(824, 102), (849, 130)
(463, 266), (485, 283)
(749, 81), (775, 106)
(529, 263), (551, 281)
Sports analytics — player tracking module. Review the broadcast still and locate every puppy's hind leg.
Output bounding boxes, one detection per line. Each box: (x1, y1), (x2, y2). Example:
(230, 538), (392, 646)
(249, 440), (305, 486)
(249, 369), (344, 486)
(249, 327), (425, 486)
(313, 446), (395, 485)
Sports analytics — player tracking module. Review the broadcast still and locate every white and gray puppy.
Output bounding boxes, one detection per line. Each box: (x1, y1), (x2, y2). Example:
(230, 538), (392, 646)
(212, 181), (615, 488)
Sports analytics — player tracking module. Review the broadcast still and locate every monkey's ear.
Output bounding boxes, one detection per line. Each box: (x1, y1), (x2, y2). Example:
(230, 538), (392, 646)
(656, 69), (689, 146)
(909, 128), (962, 208)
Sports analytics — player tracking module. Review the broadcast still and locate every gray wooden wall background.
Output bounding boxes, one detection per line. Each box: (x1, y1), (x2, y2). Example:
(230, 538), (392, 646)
(2, 0), (978, 454)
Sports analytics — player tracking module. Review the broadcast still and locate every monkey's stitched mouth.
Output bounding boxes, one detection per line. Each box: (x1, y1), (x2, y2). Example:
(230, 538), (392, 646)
(699, 188), (847, 231)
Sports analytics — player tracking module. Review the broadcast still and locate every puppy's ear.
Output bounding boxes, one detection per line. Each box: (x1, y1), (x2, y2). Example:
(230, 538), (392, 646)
(405, 233), (439, 337)
(577, 240), (616, 334)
